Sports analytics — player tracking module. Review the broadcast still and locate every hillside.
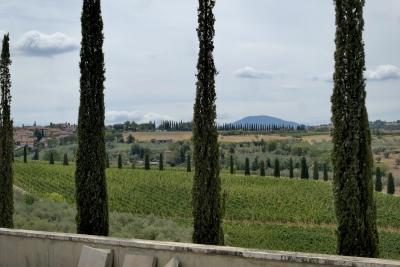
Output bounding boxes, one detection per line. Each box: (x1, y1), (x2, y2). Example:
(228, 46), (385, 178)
(13, 161), (400, 259)
(233, 115), (300, 127)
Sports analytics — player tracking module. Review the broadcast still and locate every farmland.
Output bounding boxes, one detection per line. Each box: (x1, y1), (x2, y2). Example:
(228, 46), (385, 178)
(13, 161), (400, 259)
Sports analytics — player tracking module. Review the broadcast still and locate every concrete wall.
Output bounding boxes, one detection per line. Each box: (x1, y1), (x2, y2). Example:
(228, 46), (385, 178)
(1, 228), (400, 267)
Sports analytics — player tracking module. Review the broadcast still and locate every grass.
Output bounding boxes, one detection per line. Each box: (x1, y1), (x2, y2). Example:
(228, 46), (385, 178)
(13, 160), (400, 259)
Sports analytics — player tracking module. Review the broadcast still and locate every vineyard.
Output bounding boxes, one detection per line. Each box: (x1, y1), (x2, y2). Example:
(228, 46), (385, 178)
(13, 161), (400, 259)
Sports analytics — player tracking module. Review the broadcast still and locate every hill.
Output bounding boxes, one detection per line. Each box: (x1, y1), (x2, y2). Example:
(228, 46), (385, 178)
(232, 115), (300, 127)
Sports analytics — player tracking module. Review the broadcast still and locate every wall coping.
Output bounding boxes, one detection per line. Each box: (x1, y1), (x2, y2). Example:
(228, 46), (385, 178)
(1, 228), (399, 267)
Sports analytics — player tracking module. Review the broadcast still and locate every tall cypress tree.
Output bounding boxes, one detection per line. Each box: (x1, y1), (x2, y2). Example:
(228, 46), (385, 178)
(387, 173), (395, 195)
(375, 167), (382, 192)
(192, 0), (223, 245)
(117, 154), (122, 169)
(274, 158), (280, 177)
(229, 155), (234, 175)
(259, 160), (266, 177)
(331, 0), (379, 257)
(144, 154), (150, 170)
(187, 154), (192, 172)
(75, 0), (109, 236)
(323, 163), (329, 181)
(313, 161), (319, 180)
(0, 34), (14, 228)
(63, 153), (69, 166)
(300, 157), (309, 179)
(244, 158), (250, 176)
(23, 145), (27, 163)
(49, 152), (54, 165)
(159, 152), (164, 171)
(33, 149), (39, 161)
(289, 157), (294, 178)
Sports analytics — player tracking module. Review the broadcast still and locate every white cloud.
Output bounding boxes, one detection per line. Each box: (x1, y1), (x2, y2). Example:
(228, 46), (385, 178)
(106, 110), (175, 124)
(365, 65), (400, 81)
(234, 66), (283, 79)
(16, 31), (79, 57)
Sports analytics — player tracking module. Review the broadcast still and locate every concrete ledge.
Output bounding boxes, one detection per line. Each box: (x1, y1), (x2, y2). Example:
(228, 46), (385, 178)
(0, 228), (399, 267)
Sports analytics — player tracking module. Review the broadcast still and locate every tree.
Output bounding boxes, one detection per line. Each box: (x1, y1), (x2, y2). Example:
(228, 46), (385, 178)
(229, 155), (234, 175)
(75, 0), (109, 236)
(105, 153), (109, 169)
(259, 160), (266, 177)
(23, 145), (27, 163)
(117, 154), (122, 169)
(323, 163), (329, 181)
(375, 167), (382, 192)
(313, 161), (319, 180)
(244, 158), (250, 176)
(331, 0), (379, 257)
(289, 157), (294, 178)
(159, 152), (164, 171)
(387, 173), (395, 195)
(49, 152), (54, 165)
(274, 158), (280, 177)
(300, 157), (309, 179)
(63, 153), (69, 166)
(0, 34), (14, 228)
(127, 134), (134, 144)
(187, 154), (192, 172)
(144, 154), (150, 170)
(33, 149), (39, 161)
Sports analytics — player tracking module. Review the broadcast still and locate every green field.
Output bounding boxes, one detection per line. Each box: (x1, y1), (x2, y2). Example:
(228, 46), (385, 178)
(13, 161), (400, 259)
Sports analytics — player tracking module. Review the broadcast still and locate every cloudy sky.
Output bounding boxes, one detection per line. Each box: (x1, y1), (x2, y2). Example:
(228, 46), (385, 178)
(0, 0), (399, 125)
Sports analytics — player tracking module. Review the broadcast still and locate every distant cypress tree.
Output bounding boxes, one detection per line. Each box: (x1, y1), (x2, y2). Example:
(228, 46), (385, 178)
(244, 158), (250, 176)
(117, 154), (122, 169)
(289, 157), (294, 178)
(49, 151), (54, 165)
(159, 152), (164, 171)
(300, 157), (309, 179)
(331, 0), (379, 257)
(323, 163), (329, 181)
(144, 154), (150, 170)
(266, 158), (271, 168)
(274, 158), (280, 177)
(0, 34), (14, 228)
(192, 0), (223, 245)
(63, 153), (69, 166)
(229, 155), (234, 175)
(127, 134), (134, 144)
(75, 0), (109, 236)
(375, 167), (382, 192)
(23, 145), (27, 163)
(387, 173), (395, 195)
(260, 160), (266, 177)
(313, 161), (319, 180)
(187, 154), (192, 172)
(33, 149), (39, 161)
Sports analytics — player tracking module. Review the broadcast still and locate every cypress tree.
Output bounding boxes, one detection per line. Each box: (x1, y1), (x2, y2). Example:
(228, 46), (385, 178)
(144, 154), (150, 170)
(289, 157), (294, 178)
(23, 145), (27, 163)
(375, 167), (382, 192)
(323, 163), (329, 181)
(274, 158), (280, 177)
(187, 154), (192, 172)
(331, 0), (379, 257)
(259, 160), (266, 177)
(244, 158), (250, 176)
(0, 34), (14, 228)
(313, 161), (319, 180)
(192, 0), (223, 245)
(229, 155), (234, 175)
(75, 0), (109, 236)
(63, 153), (69, 166)
(117, 154), (122, 169)
(49, 152), (54, 165)
(387, 173), (395, 195)
(33, 149), (39, 161)
(300, 157), (309, 179)
(159, 152), (164, 171)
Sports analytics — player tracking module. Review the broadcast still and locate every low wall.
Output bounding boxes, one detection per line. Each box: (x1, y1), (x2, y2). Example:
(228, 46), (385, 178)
(0, 228), (399, 267)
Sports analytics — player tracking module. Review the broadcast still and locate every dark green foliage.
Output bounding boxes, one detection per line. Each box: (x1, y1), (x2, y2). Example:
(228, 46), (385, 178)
(266, 158), (271, 168)
(63, 154), (69, 166)
(75, 0), (109, 236)
(260, 160), (266, 177)
(33, 149), (39, 161)
(387, 173), (395, 195)
(313, 161), (319, 180)
(187, 154), (191, 172)
(375, 167), (382, 192)
(251, 156), (259, 171)
(229, 155), (234, 175)
(300, 157), (309, 179)
(159, 153), (164, 171)
(274, 158), (280, 178)
(127, 134), (134, 144)
(192, 0), (223, 246)
(331, 0), (379, 257)
(105, 153), (109, 168)
(23, 146), (27, 163)
(117, 154), (122, 169)
(245, 158), (250, 176)
(144, 154), (150, 170)
(289, 157), (294, 178)
(323, 163), (329, 181)
(49, 152), (54, 165)
(0, 34), (14, 228)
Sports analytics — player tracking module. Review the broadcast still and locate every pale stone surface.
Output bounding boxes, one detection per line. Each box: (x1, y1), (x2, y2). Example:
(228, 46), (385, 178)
(164, 257), (180, 267)
(78, 245), (113, 267)
(122, 254), (157, 267)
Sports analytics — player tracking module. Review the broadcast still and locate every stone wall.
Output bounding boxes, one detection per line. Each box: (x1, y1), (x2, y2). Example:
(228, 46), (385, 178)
(0, 228), (399, 267)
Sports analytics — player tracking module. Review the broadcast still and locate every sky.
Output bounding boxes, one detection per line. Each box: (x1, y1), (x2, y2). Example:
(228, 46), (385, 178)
(0, 0), (399, 126)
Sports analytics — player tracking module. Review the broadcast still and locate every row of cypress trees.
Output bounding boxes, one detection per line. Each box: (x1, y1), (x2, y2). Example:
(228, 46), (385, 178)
(375, 167), (396, 194)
